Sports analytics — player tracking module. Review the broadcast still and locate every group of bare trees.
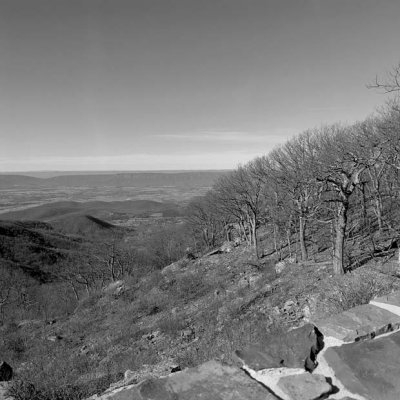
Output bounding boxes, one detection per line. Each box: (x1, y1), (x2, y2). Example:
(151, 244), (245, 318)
(188, 101), (400, 275)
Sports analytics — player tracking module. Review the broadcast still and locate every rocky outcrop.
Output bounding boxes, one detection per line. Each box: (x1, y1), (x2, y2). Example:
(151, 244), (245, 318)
(234, 323), (323, 372)
(89, 289), (400, 400)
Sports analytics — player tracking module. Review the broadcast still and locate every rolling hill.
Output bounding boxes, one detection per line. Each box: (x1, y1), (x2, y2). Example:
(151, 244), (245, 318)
(0, 220), (84, 282)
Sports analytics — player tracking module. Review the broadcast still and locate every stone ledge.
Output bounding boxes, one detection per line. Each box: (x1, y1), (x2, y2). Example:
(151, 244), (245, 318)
(314, 303), (400, 342)
(82, 289), (400, 400)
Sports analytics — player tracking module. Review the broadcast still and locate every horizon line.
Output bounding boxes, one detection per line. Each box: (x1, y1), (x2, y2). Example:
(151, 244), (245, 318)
(0, 168), (232, 174)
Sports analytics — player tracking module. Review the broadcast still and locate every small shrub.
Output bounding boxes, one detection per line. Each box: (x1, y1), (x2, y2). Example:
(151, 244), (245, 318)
(75, 290), (103, 313)
(326, 271), (397, 313)
(5, 335), (26, 358)
(168, 272), (213, 302)
(7, 380), (87, 400)
(134, 288), (169, 316)
(157, 313), (186, 337)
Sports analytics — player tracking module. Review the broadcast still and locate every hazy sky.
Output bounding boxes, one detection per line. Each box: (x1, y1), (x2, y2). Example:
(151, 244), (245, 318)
(1, 0), (399, 171)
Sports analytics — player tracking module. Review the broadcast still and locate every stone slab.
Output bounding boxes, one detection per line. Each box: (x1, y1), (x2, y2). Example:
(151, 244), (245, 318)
(234, 323), (323, 371)
(88, 360), (278, 399)
(315, 303), (400, 342)
(277, 373), (333, 400)
(324, 330), (400, 400)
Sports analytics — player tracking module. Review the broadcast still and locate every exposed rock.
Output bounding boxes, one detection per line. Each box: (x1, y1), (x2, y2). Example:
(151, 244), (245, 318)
(47, 335), (63, 342)
(315, 303), (400, 342)
(220, 241), (235, 253)
(283, 300), (296, 313)
(275, 261), (286, 274)
(17, 319), (43, 328)
(0, 362), (12, 382)
(277, 373), (333, 400)
(234, 323), (324, 372)
(88, 360), (277, 399)
(302, 305), (311, 322)
(324, 330), (400, 400)
(103, 280), (125, 297)
(336, 398), (358, 400)
(142, 330), (162, 343)
(180, 327), (195, 342)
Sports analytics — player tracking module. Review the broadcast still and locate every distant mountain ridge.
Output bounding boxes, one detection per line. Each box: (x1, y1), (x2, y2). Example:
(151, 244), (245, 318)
(0, 171), (227, 189)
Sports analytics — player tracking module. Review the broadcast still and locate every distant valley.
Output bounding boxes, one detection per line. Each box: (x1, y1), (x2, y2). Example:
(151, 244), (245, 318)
(0, 170), (228, 215)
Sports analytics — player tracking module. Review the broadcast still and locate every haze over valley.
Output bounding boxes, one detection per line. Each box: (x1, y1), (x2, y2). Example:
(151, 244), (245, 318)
(0, 170), (227, 216)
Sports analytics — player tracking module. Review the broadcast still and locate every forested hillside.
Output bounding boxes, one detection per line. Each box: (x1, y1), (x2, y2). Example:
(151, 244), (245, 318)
(188, 100), (400, 275)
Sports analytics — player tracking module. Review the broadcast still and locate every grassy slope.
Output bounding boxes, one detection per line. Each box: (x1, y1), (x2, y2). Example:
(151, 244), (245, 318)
(2, 226), (400, 397)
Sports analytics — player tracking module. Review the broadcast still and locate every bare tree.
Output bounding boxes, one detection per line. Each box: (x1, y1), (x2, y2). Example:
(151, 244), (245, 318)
(213, 165), (265, 257)
(368, 62), (400, 93)
(187, 193), (224, 250)
(259, 131), (322, 261)
(314, 124), (383, 274)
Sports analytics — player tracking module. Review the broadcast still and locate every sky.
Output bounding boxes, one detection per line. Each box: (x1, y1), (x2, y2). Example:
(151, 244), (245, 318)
(0, 0), (399, 172)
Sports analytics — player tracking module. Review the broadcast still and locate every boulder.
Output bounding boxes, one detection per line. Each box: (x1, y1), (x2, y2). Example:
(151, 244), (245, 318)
(324, 330), (400, 400)
(0, 362), (12, 382)
(87, 360), (277, 399)
(234, 323), (324, 372)
(277, 373), (333, 400)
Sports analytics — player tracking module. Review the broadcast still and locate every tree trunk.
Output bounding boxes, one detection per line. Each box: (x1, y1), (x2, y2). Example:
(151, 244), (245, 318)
(273, 224), (279, 259)
(375, 195), (383, 233)
(333, 202), (348, 275)
(359, 183), (367, 222)
(251, 216), (259, 258)
(69, 282), (80, 301)
(299, 215), (308, 261)
(287, 229), (292, 258)
(240, 221), (250, 244)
